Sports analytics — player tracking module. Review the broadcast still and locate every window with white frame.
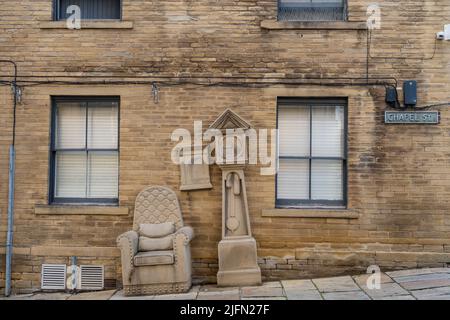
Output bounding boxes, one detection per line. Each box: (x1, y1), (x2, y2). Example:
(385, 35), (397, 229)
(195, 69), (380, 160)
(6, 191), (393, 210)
(277, 98), (347, 207)
(278, 0), (347, 21)
(54, 0), (121, 20)
(50, 97), (119, 204)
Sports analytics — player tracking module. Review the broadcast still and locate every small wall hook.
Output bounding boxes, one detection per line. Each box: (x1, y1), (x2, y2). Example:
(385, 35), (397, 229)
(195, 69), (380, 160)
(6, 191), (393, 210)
(152, 82), (160, 104)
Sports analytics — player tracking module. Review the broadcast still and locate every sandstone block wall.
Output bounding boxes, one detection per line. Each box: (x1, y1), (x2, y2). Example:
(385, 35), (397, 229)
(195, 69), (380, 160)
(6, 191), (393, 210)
(0, 1), (449, 293)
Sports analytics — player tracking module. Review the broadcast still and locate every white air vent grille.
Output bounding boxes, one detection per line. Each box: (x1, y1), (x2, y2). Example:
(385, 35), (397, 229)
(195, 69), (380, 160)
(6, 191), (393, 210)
(41, 264), (66, 290)
(79, 265), (104, 290)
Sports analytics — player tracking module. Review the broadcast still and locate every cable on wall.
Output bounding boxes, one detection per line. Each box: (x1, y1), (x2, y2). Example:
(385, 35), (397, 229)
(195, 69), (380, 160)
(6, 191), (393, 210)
(0, 76), (399, 89)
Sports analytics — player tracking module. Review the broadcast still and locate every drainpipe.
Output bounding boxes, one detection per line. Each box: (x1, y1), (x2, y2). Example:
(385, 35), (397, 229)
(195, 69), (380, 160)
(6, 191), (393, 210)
(0, 60), (17, 297)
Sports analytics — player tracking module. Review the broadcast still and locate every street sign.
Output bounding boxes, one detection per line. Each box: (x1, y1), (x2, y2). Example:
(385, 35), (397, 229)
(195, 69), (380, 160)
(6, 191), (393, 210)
(384, 111), (440, 124)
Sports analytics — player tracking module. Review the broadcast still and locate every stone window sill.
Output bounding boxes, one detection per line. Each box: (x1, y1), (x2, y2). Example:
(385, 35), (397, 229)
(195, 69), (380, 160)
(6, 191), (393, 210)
(39, 20), (133, 29)
(262, 208), (359, 219)
(260, 20), (367, 30)
(35, 204), (129, 216)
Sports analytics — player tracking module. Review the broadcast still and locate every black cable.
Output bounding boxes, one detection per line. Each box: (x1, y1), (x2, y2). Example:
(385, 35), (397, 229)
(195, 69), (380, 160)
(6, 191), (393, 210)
(368, 29), (438, 61)
(2, 79), (397, 89)
(0, 74), (399, 88)
(0, 75), (399, 88)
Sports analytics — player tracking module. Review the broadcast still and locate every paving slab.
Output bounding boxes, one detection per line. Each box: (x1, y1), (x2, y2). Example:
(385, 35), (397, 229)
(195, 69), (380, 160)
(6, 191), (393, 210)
(400, 279), (450, 290)
(386, 268), (450, 278)
(410, 286), (450, 300)
(379, 295), (416, 300)
(284, 288), (323, 300)
(29, 292), (72, 300)
(258, 281), (282, 287)
(197, 289), (240, 300)
(68, 290), (117, 300)
(199, 285), (240, 292)
(416, 295), (450, 300)
(281, 279), (316, 291)
(361, 282), (409, 300)
(154, 288), (199, 300)
(241, 297), (287, 300)
(154, 292), (198, 300)
(0, 294), (34, 300)
(4, 268), (449, 301)
(394, 272), (450, 283)
(353, 272), (394, 286)
(109, 290), (154, 300)
(241, 282), (284, 298)
(322, 291), (371, 300)
(312, 276), (360, 293)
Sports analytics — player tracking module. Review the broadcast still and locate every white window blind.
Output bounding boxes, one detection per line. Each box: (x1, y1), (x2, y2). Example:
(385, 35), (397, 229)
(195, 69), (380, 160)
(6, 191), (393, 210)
(277, 100), (346, 206)
(55, 152), (87, 198)
(87, 152), (119, 198)
(56, 102), (86, 149)
(87, 103), (118, 149)
(277, 159), (309, 199)
(278, 106), (310, 157)
(53, 99), (119, 202)
(312, 105), (344, 157)
(311, 160), (343, 200)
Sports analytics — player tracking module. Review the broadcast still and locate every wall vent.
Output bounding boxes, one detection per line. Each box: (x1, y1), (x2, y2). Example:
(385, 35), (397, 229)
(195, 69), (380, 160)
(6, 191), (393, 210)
(79, 265), (104, 290)
(41, 264), (67, 290)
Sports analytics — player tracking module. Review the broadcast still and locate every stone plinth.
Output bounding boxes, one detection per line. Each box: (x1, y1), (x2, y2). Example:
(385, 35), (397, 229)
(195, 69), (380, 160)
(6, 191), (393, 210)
(217, 237), (261, 287)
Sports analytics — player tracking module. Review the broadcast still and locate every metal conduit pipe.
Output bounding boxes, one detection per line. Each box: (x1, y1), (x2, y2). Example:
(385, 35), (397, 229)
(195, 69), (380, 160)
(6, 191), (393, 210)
(0, 60), (17, 297)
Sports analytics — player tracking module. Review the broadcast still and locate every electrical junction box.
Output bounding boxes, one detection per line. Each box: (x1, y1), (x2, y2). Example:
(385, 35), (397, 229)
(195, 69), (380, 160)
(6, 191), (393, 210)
(445, 24), (450, 40)
(385, 86), (397, 105)
(403, 80), (417, 106)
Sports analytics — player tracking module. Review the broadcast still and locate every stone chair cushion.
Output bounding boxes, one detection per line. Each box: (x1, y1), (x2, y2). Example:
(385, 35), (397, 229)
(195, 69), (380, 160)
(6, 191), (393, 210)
(138, 235), (174, 252)
(138, 222), (175, 238)
(133, 250), (175, 267)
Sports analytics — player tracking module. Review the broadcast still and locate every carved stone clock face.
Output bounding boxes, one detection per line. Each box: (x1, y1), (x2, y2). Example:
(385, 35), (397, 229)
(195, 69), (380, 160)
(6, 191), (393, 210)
(224, 134), (246, 163)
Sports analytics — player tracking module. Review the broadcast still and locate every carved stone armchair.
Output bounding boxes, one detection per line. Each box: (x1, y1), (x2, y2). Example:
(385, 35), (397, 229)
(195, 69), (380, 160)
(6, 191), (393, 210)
(117, 186), (194, 296)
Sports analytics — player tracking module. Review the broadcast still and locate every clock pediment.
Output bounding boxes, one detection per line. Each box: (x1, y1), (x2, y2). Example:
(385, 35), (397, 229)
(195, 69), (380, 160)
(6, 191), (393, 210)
(209, 109), (252, 130)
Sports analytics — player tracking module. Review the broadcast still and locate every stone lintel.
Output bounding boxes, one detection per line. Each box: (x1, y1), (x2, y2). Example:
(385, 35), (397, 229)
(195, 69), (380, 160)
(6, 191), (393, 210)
(39, 20), (134, 29)
(35, 205), (129, 216)
(31, 246), (120, 257)
(260, 20), (367, 30)
(262, 208), (359, 219)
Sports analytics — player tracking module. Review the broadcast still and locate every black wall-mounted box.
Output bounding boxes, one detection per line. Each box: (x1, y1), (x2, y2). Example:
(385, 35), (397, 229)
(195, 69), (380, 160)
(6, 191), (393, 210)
(385, 87), (397, 105)
(403, 80), (417, 106)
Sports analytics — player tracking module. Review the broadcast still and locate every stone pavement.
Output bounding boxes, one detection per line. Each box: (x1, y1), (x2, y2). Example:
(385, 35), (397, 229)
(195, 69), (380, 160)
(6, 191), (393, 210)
(2, 268), (450, 300)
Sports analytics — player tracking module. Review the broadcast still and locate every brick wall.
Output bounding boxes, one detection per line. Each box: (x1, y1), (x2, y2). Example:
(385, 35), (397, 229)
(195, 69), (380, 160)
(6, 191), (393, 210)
(0, 1), (449, 293)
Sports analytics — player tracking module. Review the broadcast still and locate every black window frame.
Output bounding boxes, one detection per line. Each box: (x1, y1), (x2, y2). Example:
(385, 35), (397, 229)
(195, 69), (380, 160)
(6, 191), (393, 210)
(49, 96), (120, 205)
(276, 97), (348, 208)
(53, 0), (123, 21)
(277, 0), (348, 22)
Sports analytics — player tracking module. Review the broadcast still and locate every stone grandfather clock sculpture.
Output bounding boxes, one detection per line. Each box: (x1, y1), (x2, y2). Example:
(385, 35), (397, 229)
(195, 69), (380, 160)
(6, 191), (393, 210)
(209, 109), (262, 287)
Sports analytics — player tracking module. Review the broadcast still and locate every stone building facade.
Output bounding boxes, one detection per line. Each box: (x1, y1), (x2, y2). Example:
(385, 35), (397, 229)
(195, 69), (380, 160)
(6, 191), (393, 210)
(0, 1), (449, 293)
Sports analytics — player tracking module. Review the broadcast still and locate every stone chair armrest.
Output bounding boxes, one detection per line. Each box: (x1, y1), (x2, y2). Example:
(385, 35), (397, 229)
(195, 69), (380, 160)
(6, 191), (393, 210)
(117, 230), (139, 255)
(175, 226), (195, 244)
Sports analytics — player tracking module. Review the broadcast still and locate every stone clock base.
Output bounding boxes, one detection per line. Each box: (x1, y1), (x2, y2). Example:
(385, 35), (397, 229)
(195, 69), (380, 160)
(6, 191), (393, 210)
(217, 237), (262, 287)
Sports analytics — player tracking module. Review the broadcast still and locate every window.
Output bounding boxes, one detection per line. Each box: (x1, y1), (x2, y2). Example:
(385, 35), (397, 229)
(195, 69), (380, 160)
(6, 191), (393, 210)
(50, 97), (119, 204)
(276, 98), (347, 207)
(54, 0), (121, 21)
(278, 0), (347, 21)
